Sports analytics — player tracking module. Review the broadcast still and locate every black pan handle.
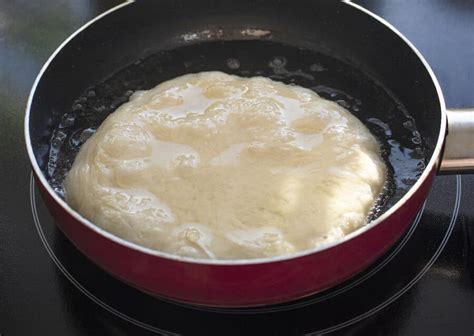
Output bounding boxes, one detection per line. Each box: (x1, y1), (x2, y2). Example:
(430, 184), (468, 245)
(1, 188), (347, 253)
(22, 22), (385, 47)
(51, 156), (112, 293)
(439, 108), (474, 173)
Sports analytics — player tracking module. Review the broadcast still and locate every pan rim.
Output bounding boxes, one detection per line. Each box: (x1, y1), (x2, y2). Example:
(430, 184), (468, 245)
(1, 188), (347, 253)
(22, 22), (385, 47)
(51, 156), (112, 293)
(25, 0), (447, 266)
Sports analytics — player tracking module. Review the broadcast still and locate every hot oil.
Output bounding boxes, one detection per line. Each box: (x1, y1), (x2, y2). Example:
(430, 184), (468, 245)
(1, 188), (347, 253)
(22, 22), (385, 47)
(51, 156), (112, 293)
(47, 40), (427, 220)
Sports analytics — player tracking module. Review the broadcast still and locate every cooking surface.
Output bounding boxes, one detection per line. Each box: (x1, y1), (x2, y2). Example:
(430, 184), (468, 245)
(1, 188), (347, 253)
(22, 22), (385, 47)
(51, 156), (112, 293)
(1, 0), (473, 335)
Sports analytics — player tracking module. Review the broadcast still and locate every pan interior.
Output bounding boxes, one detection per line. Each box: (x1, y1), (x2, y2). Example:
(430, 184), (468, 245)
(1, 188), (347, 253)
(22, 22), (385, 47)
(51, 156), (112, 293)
(44, 40), (426, 221)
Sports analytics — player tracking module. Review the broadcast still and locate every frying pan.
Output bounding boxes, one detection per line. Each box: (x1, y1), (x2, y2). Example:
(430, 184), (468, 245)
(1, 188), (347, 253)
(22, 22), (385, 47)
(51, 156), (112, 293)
(24, 0), (474, 307)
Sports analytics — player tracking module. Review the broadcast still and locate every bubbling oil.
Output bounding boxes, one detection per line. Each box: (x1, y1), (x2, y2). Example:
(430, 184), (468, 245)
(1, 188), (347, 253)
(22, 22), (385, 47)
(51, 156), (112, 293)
(46, 40), (426, 221)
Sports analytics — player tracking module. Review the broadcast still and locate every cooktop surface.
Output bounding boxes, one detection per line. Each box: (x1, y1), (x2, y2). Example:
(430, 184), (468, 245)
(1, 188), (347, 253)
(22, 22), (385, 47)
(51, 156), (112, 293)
(1, 1), (473, 335)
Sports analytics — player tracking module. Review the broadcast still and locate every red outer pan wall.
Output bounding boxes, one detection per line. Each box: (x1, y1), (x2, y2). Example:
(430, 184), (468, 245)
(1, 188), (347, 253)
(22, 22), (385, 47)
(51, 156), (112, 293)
(34, 163), (435, 307)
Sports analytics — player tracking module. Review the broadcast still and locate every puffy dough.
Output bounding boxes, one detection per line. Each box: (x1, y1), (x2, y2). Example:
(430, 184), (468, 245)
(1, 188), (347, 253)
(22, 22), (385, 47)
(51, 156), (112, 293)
(64, 71), (386, 260)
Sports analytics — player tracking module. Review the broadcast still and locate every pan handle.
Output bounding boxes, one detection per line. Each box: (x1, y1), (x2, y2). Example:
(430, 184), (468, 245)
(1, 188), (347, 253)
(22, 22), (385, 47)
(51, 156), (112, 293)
(439, 108), (474, 174)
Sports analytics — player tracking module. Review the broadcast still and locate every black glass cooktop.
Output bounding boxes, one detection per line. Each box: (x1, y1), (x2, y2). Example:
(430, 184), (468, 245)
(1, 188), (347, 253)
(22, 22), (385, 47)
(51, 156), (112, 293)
(1, 1), (473, 335)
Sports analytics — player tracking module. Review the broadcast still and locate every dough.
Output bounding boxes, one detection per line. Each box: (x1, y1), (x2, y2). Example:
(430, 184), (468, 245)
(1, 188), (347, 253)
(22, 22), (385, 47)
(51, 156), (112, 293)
(64, 71), (386, 260)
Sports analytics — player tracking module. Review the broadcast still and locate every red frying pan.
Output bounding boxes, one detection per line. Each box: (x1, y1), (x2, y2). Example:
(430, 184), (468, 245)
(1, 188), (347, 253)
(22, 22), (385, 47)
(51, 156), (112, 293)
(25, 0), (474, 306)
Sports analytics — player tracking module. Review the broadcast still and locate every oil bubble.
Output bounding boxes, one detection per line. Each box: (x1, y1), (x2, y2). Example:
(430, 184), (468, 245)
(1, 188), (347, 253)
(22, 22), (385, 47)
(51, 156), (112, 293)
(268, 56), (287, 69)
(72, 103), (83, 111)
(336, 99), (351, 109)
(59, 114), (75, 128)
(310, 63), (325, 72)
(226, 58), (240, 70)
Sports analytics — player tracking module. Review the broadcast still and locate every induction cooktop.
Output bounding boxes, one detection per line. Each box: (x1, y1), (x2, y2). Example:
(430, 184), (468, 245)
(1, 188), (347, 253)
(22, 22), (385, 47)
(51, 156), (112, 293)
(1, 1), (473, 335)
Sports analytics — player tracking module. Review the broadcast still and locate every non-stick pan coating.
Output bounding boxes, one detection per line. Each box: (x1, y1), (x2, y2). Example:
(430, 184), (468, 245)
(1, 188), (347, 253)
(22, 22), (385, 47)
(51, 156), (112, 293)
(29, 0), (442, 221)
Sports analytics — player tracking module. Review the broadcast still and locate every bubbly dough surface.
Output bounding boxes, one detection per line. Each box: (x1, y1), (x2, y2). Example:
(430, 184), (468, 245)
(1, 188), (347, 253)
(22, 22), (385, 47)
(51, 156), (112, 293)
(64, 71), (386, 260)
